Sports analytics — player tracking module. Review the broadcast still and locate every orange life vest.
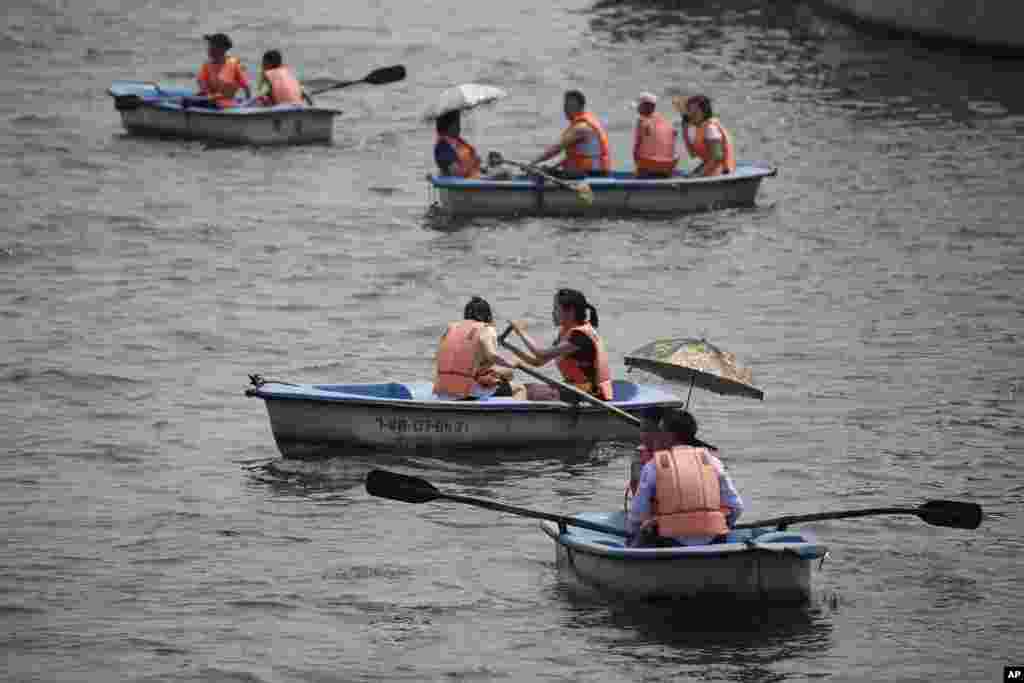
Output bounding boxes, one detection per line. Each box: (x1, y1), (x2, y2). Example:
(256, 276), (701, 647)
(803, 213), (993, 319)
(685, 118), (736, 175)
(652, 445), (730, 538)
(633, 111), (678, 175)
(437, 134), (482, 179)
(555, 322), (612, 401)
(198, 57), (247, 108)
(434, 320), (499, 397)
(263, 65), (304, 105)
(562, 112), (611, 174)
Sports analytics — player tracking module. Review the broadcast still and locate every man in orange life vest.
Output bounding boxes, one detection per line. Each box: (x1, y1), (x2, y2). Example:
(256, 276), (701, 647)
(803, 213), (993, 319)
(503, 288), (613, 402)
(434, 297), (525, 401)
(529, 90), (611, 179)
(673, 94), (736, 177)
(253, 50), (311, 107)
(193, 33), (251, 109)
(434, 110), (483, 178)
(632, 92), (679, 178)
(626, 409), (744, 547)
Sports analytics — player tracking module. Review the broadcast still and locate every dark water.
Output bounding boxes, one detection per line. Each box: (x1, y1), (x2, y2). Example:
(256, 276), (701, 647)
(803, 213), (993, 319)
(2, 0), (1021, 681)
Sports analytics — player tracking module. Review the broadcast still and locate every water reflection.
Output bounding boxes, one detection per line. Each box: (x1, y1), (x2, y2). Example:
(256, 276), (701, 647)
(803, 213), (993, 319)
(552, 581), (834, 677)
(584, 0), (1024, 124)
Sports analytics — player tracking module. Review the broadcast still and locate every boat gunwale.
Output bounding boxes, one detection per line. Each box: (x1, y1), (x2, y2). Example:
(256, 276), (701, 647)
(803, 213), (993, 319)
(120, 99), (342, 117)
(540, 520), (828, 561)
(248, 385), (681, 415)
(428, 166), (776, 192)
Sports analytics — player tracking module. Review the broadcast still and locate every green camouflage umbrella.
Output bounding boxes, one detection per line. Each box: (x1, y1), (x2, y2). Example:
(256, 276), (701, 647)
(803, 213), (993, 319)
(624, 337), (764, 406)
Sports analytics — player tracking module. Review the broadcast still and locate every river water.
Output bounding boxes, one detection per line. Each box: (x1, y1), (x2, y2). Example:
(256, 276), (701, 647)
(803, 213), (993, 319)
(2, 0), (1021, 681)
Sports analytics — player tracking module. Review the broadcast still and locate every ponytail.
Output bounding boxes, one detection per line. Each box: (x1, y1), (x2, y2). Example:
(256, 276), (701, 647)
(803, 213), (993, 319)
(587, 303), (599, 328)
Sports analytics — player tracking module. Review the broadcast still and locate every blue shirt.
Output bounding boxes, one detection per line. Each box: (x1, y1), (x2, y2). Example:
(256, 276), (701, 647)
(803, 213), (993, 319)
(626, 449), (744, 545)
(434, 140), (458, 175)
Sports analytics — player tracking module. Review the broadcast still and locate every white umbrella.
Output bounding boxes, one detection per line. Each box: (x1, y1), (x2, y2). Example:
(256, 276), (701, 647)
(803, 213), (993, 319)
(422, 83), (508, 122)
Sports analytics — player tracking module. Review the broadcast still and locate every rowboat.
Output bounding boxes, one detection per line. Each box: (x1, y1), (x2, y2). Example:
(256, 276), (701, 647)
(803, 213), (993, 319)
(107, 81), (340, 145)
(427, 163), (777, 217)
(540, 511), (828, 602)
(245, 377), (682, 457)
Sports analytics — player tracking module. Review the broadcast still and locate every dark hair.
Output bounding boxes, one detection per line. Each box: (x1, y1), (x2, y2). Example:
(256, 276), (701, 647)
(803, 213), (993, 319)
(690, 94), (713, 118)
(463, 296), (493, 323)
(662, 409), (717, 450)
(555, 288), (599, 327)
(436, 109), (460, 135)
(262, 49), (282, 68)
(204, 33), (232, 50)
(564, 90), (586, 110)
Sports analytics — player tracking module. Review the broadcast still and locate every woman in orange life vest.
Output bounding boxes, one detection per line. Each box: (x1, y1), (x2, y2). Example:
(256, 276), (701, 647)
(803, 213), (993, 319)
(632, 91), (679, 178)
(192, 33), (251, 109)
(626, 409), (744, 547)
(503, 289), (613, 402)
(434, 110), (483, 178)
(672, 94), (736, 177)
(253, 50), (311, 107)
(529, 90), (611, 179)
(434, 296), (526, 401)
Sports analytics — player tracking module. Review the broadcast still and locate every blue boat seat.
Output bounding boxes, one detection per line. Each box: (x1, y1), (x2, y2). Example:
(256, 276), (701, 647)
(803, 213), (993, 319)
(312, 383), (414, 400)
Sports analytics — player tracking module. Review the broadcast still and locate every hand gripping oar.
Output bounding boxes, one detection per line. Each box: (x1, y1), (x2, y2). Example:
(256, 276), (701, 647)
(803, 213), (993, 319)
(735, 500), (983, 532)
(497, 324), (643, 429)
(308, 65), (406, 96)
(487, 151), (595, 205)
(366, 469), (628, 536)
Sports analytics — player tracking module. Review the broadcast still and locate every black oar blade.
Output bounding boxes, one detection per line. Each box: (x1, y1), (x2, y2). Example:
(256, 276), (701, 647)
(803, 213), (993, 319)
(364, 65), (406, 85)
(919, 500), (983, 530)
(365, 469), (439, 504)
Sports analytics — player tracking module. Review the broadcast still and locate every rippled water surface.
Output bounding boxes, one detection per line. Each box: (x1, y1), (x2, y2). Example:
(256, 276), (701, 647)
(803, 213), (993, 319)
(2, 0), (1022, 681)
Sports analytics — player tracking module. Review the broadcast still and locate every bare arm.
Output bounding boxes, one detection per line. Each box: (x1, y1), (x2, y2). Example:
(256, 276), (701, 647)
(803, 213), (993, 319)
(530, 123), (586, 166)
(506, 321), (578, 367)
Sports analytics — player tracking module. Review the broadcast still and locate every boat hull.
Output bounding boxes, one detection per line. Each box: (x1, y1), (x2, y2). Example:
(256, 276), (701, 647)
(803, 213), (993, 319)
(542, 512), (826, 602)
(246, 380), (682, 457)
(428, 164), (776, 217)
(108, 81), (339, 145)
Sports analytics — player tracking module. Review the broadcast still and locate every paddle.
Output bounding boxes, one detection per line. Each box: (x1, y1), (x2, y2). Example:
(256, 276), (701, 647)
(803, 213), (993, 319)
(308, 65), (406, 95)
(487, 151), (595, 205)
(366, 468), (629, 537)
(735, 500), (983, 532)
(497, 324), (643, 429)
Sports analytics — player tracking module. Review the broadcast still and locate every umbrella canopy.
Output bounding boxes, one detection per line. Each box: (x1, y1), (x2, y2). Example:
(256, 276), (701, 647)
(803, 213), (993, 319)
(422, 83), (508, 122)
(624, 337), (765, 402)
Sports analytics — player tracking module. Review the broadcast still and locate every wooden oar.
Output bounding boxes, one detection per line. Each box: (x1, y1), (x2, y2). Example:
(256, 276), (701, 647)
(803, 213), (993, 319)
(308, 65), (406, 95)
(735, 500), (983, 531)
(366, 469), (628, 536)
(487, 151), (595, 205)
(497, 324), (643, 429)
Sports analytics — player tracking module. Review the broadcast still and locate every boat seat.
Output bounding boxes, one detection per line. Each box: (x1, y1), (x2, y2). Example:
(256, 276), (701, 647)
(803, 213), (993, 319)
(313, 383), (414, 400)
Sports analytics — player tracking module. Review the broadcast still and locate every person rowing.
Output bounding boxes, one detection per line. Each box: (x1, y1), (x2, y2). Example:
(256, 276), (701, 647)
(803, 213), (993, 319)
(434, 297), (525, 400)
(503, 288), (613, 401)
(627, 408), (744, 547)
(252, 50), (311, 107)
(529, 90), (611, 179)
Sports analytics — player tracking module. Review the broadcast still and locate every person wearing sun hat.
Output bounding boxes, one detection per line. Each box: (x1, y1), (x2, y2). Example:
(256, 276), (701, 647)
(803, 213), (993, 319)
(632, 91), (678, 178)
(194, 32), (251, 109)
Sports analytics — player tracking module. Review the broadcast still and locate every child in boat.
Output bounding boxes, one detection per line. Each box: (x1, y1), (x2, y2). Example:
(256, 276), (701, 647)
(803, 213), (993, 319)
(193, 33), (251, 109)
(253, 50), (311, 107)
(627, 409), (744, 547)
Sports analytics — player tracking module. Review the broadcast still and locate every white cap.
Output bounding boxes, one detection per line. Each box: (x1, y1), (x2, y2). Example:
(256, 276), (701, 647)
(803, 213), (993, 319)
(636, 92), (657, 105)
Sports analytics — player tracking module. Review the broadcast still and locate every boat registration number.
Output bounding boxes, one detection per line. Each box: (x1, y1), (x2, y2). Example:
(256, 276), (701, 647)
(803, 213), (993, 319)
(376, 416), (469, 434)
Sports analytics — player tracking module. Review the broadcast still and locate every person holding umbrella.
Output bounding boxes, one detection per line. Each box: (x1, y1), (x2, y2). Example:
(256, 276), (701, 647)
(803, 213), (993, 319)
(434, 109), (483, 178)
(626, 408), (744, 547)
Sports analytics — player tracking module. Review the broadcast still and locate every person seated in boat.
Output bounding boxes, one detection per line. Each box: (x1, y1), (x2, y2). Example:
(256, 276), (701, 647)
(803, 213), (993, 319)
(504, 288), (612, 402)
(632, 92), (678, 178)
(434, 296), (526, 401)
(626, 409), (744, 547)
(672, 94), (736, 177)
(529, 90), (611, 179)
(434, 110), (484, 179)
(252, 50), (312, 107)
(190, 33), (252, 109)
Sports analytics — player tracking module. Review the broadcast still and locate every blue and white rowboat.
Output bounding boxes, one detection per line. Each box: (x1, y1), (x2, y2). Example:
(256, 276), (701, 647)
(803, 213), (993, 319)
(428, 163), (777, 217)
(108, 80), (340, 145)
(541, 511), (827, 602)
(245, 379), (682, 457)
